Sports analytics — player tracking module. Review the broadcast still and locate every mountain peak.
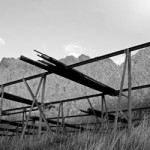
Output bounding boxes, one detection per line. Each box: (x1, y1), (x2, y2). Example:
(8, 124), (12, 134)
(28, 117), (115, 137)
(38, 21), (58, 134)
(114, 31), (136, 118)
(0, 57), (17, 68)
(78, 54), (90, 62)
(60, 55), (79, 65)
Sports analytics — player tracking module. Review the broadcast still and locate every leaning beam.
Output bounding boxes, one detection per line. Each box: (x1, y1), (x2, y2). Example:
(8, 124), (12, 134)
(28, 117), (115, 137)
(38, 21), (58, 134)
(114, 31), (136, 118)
(0, 92), (41, 105)
(20, 56), (118, 96)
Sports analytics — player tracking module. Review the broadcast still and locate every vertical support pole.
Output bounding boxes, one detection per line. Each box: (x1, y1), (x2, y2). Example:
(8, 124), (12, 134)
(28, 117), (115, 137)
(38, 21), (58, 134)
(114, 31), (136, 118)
(22, 108), (25, 130)
(33, 120), (36, 137)
(128, 49), (132, 132)
(56, 102), (61, 134)
(0, 85), (4, 123)
(38, 75), (46, 137)
(61, 102), (65, 132)
(103, 95), (108, 125)
(114, 50), (128, 130)
(101, 95), (104, 128)
(22, 108), (27, 133)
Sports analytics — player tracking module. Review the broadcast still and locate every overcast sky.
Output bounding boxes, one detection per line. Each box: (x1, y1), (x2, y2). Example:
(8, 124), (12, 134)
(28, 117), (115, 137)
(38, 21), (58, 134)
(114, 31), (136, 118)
(0, 0), (150, 64)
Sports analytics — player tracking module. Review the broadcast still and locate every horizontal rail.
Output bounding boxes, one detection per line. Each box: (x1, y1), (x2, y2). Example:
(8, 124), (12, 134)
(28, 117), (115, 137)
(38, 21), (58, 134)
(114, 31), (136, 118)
(3, 83), (150, 115)
(0, 72), (50, 88)
(2, 93), (103, 115)
(68, 42), (150, 68)
(0, 92), (40, 105)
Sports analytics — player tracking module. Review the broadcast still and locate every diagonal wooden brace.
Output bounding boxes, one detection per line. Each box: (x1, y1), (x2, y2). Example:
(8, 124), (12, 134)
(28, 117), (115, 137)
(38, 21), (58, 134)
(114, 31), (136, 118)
(86, 97), (100, 125)
(20, 75), (44, 140)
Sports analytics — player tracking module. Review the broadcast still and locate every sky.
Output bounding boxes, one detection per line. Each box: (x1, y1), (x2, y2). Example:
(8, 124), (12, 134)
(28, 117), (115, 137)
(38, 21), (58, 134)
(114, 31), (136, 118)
(0, 0), (150, 65)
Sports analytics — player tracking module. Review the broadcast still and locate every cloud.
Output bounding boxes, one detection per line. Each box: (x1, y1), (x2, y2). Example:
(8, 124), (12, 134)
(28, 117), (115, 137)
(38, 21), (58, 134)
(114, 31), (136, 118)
(111, 50), (139, 65)
(0, 37), (6, 46)
(64, 44), (86, 57)
(111, 54), (125, 65)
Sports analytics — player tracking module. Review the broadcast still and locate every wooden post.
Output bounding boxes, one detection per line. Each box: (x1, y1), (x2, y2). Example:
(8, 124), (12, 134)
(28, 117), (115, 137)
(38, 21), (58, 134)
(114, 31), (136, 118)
(114, 50), (128, 130)
(33, 120), (36, 137)
(101, 95), (104, 128)
(20, 76), (44, 141)
(61, 102), (65, 132)
(127, 50), (132, 132)
(22, 108), (25, 129)
(0, 85), (4, 123)
(103, 95), (108, 125)
(56, 102), (61, 134)
(38, 75), (46, 137)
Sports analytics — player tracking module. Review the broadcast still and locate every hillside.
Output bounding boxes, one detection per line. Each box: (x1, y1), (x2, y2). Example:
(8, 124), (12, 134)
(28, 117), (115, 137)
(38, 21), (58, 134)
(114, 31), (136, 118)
(108, 48), (150, 107)
(0, 54), (117, 118)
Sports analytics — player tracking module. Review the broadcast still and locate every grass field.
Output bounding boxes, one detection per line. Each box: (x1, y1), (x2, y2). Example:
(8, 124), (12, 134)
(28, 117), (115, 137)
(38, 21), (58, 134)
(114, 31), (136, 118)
(0, 119), (150, 150)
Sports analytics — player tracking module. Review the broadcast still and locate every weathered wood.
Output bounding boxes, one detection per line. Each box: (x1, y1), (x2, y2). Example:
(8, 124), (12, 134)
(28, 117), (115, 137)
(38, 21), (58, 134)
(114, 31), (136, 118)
(68, 42), (150, 68)
(38, 75), (46, 137)
(0, 92), (41, 106)
(101, 95), (104, 128)
(114, 50), (128, 130)
(0, 85), (4, 123)
(56, 102), (61, 134)
(128, 50), (132, 132)
(61, 103), (66, 132)
(103, 95), (108, 125)
(20, 55), (118, 96)
(3, 81), (150, 116)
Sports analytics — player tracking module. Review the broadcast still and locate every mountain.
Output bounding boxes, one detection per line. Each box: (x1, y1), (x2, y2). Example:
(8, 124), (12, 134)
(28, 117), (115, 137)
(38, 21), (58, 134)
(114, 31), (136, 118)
(1, 48), (150, 121)
(108, 48), (150, 106)
(0, 54), (117, 119)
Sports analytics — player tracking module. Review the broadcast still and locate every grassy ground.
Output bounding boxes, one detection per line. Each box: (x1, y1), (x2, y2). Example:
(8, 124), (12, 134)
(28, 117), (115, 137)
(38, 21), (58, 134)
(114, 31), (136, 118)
(0, 119), (150, 150)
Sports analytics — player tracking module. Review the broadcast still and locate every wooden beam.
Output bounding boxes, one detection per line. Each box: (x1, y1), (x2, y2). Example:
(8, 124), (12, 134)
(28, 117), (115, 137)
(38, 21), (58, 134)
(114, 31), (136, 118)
(68, 42), (150, 68)
(0, 86), (4, 123)
(38, 75), (47, 137)
(128, 50), (132, 132)
(56, 102), (61, 134)
(20, 55), (118, 96)
(114, 51), (128, 130)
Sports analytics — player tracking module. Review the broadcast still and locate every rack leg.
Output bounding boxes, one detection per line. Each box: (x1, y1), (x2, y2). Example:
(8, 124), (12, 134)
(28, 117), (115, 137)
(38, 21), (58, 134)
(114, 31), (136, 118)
(0, 85), (4, 123)
(114, 50), (128, 130)
(38, 75), (46, 137)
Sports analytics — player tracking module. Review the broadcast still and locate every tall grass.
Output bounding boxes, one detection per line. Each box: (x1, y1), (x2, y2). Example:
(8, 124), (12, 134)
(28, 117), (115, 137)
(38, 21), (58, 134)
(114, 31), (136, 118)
(1, 119), (150, 150)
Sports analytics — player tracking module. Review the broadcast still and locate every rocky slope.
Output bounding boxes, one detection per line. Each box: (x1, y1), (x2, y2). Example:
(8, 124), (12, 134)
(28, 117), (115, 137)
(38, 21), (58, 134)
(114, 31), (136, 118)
(108, 48), (150, 106)
(0, 54), (117, 119)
